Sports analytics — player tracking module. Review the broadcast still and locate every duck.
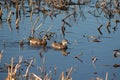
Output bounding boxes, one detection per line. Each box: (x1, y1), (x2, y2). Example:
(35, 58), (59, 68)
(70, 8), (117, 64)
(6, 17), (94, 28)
(28, 35), (48, 46)
(51, 39), (69, 50)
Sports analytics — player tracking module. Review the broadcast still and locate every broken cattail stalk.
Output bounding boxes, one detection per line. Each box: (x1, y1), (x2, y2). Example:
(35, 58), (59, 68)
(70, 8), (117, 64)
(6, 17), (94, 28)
(98, 24), (103, 31)
(5, 57), (14, 80)
(97, 24), (103, 35)
(31, 28), (35, 37)
(92, 56), (98, 64)
(0, 7), (2, 20)
(24, 59), (33, 77)
(75, 52), (83, 58)
(47, 26), (52, 32)
(30, 73), (42, 80)
(3, 40), (5, 48)
(66, 67), (72, 80)
(15, 18), (19, 29)
(62, 20), (72, 27)
(54, 65), (57, 75)
(29, 0), (33, 7)
(114, 0), (119, 8)
(7, 22), (13, 31)
(74, 52), (83, 62)
(44, 26), (52, 35)
(15, 18), (19, 26)
(0, 50), (3, 62)
(13, 56), (23, 76)
(11, 57), (14, 75)
(32, 16), (40, 30)
(7, 11), (13, 22)
(30, 11), (33, 20)
(44, 73), (49, 80)
(101, 1), (106, 9)
(106, 21), (110, 29)
(19, 40), (24, 47)
(41, 57), (46, 75)
(6, 57), (23, 80)
(16, 1), (19, 19)
(30, 16), (40, 36)
(35, 22), (43, 31)
(98, 29), (103, 35)
(59, 72), (65, 80)
(60, 23), (65, 37)
(75, 56), (83, 63)
(105, 72), (108, 80)
(63, 12), (74, 20)
(113, 9), (120, 14)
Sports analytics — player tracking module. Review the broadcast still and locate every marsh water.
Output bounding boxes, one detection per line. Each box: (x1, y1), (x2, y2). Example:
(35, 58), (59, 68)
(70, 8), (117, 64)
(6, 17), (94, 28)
(0, 0), (120, 80)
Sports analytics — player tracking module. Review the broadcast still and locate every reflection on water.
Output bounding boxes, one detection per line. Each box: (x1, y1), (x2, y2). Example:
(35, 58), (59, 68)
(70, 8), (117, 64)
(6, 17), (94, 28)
(0, 0), (120, 80)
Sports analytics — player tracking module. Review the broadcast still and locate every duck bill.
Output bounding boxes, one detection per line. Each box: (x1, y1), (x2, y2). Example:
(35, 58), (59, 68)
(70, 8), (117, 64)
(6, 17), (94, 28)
(67, 41), (70, 44)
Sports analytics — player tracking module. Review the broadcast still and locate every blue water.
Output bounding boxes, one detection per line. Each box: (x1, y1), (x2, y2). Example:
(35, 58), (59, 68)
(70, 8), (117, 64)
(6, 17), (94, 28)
(0, 0), (120, 80)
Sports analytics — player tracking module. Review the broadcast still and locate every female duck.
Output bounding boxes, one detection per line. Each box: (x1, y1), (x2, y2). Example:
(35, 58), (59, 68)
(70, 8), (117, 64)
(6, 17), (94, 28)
(51, 39), (69, 50)
(28, 35), (48, 46)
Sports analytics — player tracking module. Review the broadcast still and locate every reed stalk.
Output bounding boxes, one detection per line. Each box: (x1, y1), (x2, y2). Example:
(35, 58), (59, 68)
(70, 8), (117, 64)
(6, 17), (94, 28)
(7, 11), (13, 22)
(32, 16), (40, 30)
(105, 72), (108, 80)
(66, 67), (72, 80)
(0, 7), (2, 20)
(24, 59), (33, 77)
(114, 0), (119, 8)
(30, 73), (42, 80)
(106, 21), (110, 29)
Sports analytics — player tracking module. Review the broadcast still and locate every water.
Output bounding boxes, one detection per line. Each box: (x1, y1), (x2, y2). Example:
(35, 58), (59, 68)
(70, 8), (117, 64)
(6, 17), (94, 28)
(0, 0), (120, 80)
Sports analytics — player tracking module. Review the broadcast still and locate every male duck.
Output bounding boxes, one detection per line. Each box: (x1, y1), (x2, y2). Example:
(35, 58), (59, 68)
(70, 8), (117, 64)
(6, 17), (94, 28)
(51, 39), (69, 50)
(28, 35), (48, 46)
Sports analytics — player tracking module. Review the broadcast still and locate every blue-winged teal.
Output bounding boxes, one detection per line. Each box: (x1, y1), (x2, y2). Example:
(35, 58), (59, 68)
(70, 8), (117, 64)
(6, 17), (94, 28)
(28, 35), (48, 46)
(51, 39), (69, 50)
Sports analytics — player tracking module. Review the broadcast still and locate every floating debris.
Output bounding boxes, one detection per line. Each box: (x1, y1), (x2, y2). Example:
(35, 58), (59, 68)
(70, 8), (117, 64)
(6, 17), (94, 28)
(113, 49), (120, 58)
(114, 20), (120, 23)
(92, 56), (98, 64)
(93, 72), (97, 74)
(113, 64), (120, 68)
(91, 38), (101, 42)
(84, 35), (101, 42)
(74, 52), (83, 63)
(19, 40), (24, 47)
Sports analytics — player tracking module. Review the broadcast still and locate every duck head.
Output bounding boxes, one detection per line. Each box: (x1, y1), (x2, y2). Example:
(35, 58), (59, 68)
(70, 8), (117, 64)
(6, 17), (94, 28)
(62, 39), (69, 46)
